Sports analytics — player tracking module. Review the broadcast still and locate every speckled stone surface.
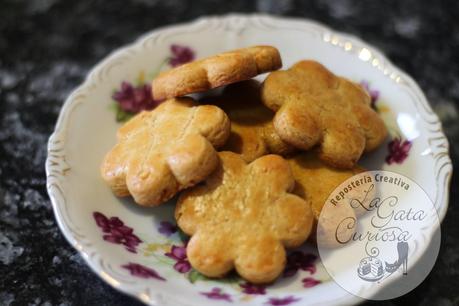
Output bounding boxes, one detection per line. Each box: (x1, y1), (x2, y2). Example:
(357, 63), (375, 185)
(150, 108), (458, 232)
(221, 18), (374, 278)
(0, 0), (457, 305)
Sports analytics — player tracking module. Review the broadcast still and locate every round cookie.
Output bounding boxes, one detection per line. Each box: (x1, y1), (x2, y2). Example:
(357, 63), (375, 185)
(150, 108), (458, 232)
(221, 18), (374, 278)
(152, 46), (282, 100)
(176, 152), (313, 284)
(201, 80), (295, 162)
(100, 97), (230, 206)
(262, 60), (387, 169)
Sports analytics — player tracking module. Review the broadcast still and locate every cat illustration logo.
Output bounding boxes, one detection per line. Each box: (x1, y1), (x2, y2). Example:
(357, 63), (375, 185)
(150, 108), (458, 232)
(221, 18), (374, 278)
(357, 242), (409, 282)
(385, 241), (409, 275)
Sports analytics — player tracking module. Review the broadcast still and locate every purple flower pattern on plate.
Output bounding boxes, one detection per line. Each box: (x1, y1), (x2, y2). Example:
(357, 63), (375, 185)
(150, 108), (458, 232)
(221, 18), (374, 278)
(283, 251), (317, 277)
(200, 287), (232, 302)
(169, 44), (195, 67)
(93, 212), (142, 253)
(113, 81), (160, 114)
(360, 80), (380, 109)
(111, 44), (195, 122)
(302, 277), (321, 288)
(165, 245), (191, 273)
(239, 282), (266, 295)
(94, 216), (325, 300)
(264, 296), (300, 306)
(122, 262), (165, 281)
(158, 221), (178, 237)
(360, 81), (413, 165)
(386, 137), (412, 164)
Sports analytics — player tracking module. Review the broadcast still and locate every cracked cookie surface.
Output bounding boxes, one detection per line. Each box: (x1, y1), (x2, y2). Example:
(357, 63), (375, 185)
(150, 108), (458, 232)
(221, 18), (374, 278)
(100, 97), (230, 206)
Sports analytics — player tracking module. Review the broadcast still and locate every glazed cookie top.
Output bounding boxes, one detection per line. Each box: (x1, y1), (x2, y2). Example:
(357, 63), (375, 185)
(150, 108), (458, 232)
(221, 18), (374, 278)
(201, 80), (294, 162)
(100, 97), (230, 206)
(176, 152), (313, 284)
(262, 60), (387, 169)
(152, 45), (282, 100)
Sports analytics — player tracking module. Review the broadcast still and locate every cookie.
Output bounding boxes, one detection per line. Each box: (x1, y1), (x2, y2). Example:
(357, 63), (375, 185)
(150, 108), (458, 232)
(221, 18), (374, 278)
(288, 152), (366, 246)
(152, 46), (282, 100)
(201, 80), (295, 162)
(288, 152), (365, 219)
(262, 60), (387, 169)
(176, 152), (313, 283)
(100, 97), (230, 206)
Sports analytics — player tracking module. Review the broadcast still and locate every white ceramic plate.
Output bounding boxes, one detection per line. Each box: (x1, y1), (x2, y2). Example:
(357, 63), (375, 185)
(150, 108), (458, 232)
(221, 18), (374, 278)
(46, 14), (452, 306)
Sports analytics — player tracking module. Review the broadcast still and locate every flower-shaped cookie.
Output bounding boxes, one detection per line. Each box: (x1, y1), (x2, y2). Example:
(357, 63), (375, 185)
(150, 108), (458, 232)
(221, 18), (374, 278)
(288, 152), (365, 219)
(101, 98), (230, 206)
(262, 60), (387, 168)
(201, 80), (295, 162)
(152, 46), (282, 100)
(288, 152), (374, 247)
(175, 152), (313, 283)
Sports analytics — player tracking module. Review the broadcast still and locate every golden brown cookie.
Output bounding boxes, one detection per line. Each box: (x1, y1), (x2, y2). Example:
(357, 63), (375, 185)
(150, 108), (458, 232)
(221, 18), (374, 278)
(100, 98), (230, 206)
(152, 46), (282, 100)
(176, 152), (313, 283)
(288, 152), (367, 247)
(202, 80), (295, 162)
(288, 152), (365, 219)
(262, 60), (387, 169)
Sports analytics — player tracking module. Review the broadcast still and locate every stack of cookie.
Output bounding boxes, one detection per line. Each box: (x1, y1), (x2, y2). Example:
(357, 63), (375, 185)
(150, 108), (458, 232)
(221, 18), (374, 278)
(101, 46), (387, 284)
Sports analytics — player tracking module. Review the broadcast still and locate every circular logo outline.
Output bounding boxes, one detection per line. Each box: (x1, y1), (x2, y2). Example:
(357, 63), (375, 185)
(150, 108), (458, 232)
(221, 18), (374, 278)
(316, 170), (441, 300)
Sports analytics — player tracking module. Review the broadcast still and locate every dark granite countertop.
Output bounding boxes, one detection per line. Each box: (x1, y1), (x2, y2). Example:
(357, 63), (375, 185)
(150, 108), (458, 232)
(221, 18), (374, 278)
(0, 0), (457, 305)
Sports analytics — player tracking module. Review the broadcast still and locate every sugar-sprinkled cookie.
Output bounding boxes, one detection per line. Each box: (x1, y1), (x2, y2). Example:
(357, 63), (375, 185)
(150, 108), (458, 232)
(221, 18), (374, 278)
(176, 152), (313, 283)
